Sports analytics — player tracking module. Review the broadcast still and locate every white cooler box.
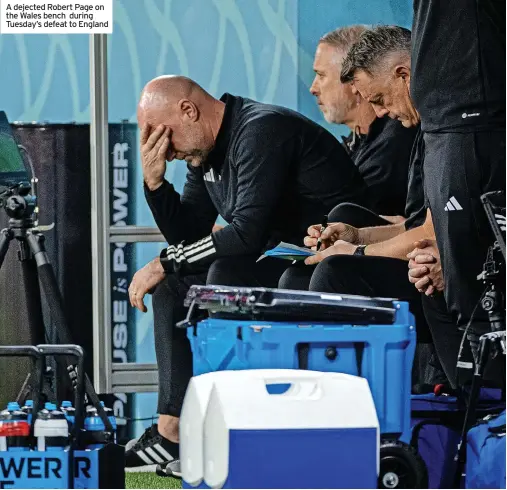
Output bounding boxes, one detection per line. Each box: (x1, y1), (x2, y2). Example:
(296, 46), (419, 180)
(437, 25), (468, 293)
(180, 369), (379, 489)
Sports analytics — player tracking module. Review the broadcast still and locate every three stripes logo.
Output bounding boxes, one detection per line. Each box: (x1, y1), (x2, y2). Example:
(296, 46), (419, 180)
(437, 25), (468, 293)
(204, 168), (221, 182)
(444, 196), (463, 212)
(165, 235), (217, 265)
(495, 213), (506, 232)
(136, 444), (174, 465)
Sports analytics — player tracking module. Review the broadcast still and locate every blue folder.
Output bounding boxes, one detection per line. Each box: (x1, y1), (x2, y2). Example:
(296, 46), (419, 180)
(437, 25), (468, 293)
(258, 242), (316, 261)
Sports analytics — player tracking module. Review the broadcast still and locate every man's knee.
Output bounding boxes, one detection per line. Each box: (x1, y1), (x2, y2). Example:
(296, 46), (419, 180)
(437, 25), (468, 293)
(278, 264), (313, 291)
(207, 257), (244, 286)
(278, 267), (298, 290)
(309, 256), (345, 293)
(152, 274), (181, 309)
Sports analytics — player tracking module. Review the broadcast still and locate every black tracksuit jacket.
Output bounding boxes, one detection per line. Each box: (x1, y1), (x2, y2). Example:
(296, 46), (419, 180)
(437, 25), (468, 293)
(146, 93), (368, 275)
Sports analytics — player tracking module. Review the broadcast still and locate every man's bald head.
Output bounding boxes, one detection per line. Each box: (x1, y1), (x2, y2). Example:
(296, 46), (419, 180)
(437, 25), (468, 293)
(137, 75), (224, 167)
(139, 76), (209, 115)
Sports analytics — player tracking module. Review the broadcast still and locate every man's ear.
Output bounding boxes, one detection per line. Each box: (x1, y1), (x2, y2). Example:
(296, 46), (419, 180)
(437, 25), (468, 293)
(395, 65), (411, 83)
(179, 99), (199, 122)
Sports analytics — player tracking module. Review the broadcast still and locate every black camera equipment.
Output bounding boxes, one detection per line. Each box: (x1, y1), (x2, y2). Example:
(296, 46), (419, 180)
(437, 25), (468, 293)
(453, 190), (506, 487)
(0, 110), (113, 432)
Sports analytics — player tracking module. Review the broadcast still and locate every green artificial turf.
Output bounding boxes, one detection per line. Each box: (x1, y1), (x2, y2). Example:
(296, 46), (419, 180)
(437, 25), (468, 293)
(125, 472), (182, 489)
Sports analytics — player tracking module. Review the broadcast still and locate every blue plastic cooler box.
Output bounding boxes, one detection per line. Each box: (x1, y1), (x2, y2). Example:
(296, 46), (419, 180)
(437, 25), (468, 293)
(181, 370), (380, 489)
(183, 286), (416, 438)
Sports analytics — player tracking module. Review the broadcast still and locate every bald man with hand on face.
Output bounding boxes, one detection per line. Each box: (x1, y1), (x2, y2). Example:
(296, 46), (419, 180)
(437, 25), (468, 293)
(125, 75), (368, 475)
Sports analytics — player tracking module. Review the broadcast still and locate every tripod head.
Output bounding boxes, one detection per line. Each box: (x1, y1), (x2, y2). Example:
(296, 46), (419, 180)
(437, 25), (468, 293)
(479, 242), (505, 333)
(479, 191), (506, 334)
(0, 182), (37, 224)
(0, 109), (41, 231)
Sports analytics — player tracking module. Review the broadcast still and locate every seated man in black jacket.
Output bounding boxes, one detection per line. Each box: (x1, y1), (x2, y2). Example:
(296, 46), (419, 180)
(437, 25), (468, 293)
(125, 75), (368, 473)
(280, 26), (445, 393)
(310, 25), (418, 221)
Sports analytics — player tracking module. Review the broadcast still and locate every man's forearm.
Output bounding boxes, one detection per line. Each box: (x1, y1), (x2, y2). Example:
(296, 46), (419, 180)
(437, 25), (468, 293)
(364, 224), (428, 260)
(145, 178), (218, 245)
(358, 222), (406, 245)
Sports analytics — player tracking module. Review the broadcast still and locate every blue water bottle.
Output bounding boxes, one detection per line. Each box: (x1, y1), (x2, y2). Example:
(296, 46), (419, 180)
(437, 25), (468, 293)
(0, 404), (30, 452)
(84, 406), (105, 450)
(60, 400), (76, 430)
(21, 400), (33, 424)
(34, 402), (69, 451)
(100, 402), (117, 442)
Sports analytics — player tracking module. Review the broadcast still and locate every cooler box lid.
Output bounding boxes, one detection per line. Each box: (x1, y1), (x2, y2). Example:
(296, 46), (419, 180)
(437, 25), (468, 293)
(183, 285), (397, 324)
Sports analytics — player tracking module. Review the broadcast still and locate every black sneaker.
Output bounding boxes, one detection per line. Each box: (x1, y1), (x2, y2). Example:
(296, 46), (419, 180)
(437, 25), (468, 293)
(125, 424), (180, 473)
(156, 459), (182, 479)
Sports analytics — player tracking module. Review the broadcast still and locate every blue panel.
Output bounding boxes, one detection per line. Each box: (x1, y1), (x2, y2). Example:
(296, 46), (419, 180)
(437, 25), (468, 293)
(0, 452), (70, 489)
(227, 428), (377, 489)
(183, 428), (378, 489)
(73, 450), (99, 489)
(0, 449), (112, 489)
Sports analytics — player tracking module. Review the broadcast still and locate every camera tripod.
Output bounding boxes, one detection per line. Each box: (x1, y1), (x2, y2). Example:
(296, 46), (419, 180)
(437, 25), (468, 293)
(0, 184), (113, 432)
(453, 240), (506, 487)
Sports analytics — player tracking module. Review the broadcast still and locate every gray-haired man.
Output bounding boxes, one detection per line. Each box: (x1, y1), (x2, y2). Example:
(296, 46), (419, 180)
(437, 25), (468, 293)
(310, 25), (417, 218)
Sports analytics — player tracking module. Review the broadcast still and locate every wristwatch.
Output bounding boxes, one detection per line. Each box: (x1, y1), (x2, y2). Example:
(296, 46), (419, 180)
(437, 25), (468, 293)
(353, 245), (367, 256)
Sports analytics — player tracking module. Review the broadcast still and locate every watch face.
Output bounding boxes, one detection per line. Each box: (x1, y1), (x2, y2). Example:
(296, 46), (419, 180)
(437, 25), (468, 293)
(354, 245), (365, 256)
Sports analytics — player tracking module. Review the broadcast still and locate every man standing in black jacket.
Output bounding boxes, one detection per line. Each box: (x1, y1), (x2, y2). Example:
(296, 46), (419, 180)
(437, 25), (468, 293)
(125, 75), (367, 474)
(410, 0), (505, 349)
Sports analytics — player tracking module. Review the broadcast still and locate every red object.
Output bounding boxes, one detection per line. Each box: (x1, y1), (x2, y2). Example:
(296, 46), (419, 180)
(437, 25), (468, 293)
(0, 421), (30, 437)
(434, 384), (445, 396)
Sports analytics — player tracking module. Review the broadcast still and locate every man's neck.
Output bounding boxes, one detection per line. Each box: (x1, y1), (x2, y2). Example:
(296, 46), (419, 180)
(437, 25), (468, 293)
(210, 100), (226, 141)
(344, 103), (376, 135)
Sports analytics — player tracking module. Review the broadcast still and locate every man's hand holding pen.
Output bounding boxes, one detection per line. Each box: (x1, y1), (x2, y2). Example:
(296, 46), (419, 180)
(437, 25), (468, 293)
(303, 217), (362, 265)
(304, 221), (360, 250)
(315, 215), (328, 251)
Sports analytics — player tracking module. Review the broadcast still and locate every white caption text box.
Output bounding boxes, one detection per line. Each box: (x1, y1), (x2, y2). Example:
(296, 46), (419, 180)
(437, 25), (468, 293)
(1, 0), (113, 34)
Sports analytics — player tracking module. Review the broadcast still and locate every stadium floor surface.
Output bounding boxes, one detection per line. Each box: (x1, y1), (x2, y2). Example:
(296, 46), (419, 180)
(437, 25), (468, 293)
(126, 473), (182, 489)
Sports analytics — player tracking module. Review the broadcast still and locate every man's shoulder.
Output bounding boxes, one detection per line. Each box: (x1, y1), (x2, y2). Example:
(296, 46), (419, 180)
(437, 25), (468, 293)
(235, 96), (316, 127)
(366, 118), (419, 153)
(231, 99), (321, 146)
(378, 117), (418, 139)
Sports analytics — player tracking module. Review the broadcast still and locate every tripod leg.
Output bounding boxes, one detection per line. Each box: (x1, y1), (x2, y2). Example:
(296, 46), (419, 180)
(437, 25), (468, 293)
(0, 228), (13, 270)
(19, 240), (46, 345)
(454, 336), (491, 487)
(26, 231), (114, 431)
(26, 232), (75, 348)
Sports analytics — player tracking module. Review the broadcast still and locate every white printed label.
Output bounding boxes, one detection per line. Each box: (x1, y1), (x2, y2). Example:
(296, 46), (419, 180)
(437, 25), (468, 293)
(1, 0), (113, 34)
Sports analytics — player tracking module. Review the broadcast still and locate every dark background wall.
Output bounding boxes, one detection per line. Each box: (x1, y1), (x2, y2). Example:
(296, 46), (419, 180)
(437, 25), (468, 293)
(0, 125), (92, 405)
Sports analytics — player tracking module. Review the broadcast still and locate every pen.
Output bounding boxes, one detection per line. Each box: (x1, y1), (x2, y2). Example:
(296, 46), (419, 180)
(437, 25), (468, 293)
(316, 214), (328, 252)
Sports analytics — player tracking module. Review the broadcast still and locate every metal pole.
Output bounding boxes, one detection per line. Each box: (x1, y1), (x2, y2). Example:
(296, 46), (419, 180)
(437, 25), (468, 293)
(89, 34), (111, 393)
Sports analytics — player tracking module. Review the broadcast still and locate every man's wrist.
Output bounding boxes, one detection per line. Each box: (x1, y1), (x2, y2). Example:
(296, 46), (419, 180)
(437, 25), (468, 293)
(159, 248), (172, 273)
(355, 228), (366, 245)
(144, 179), (164, 192)
(152, 256), (166, 275)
